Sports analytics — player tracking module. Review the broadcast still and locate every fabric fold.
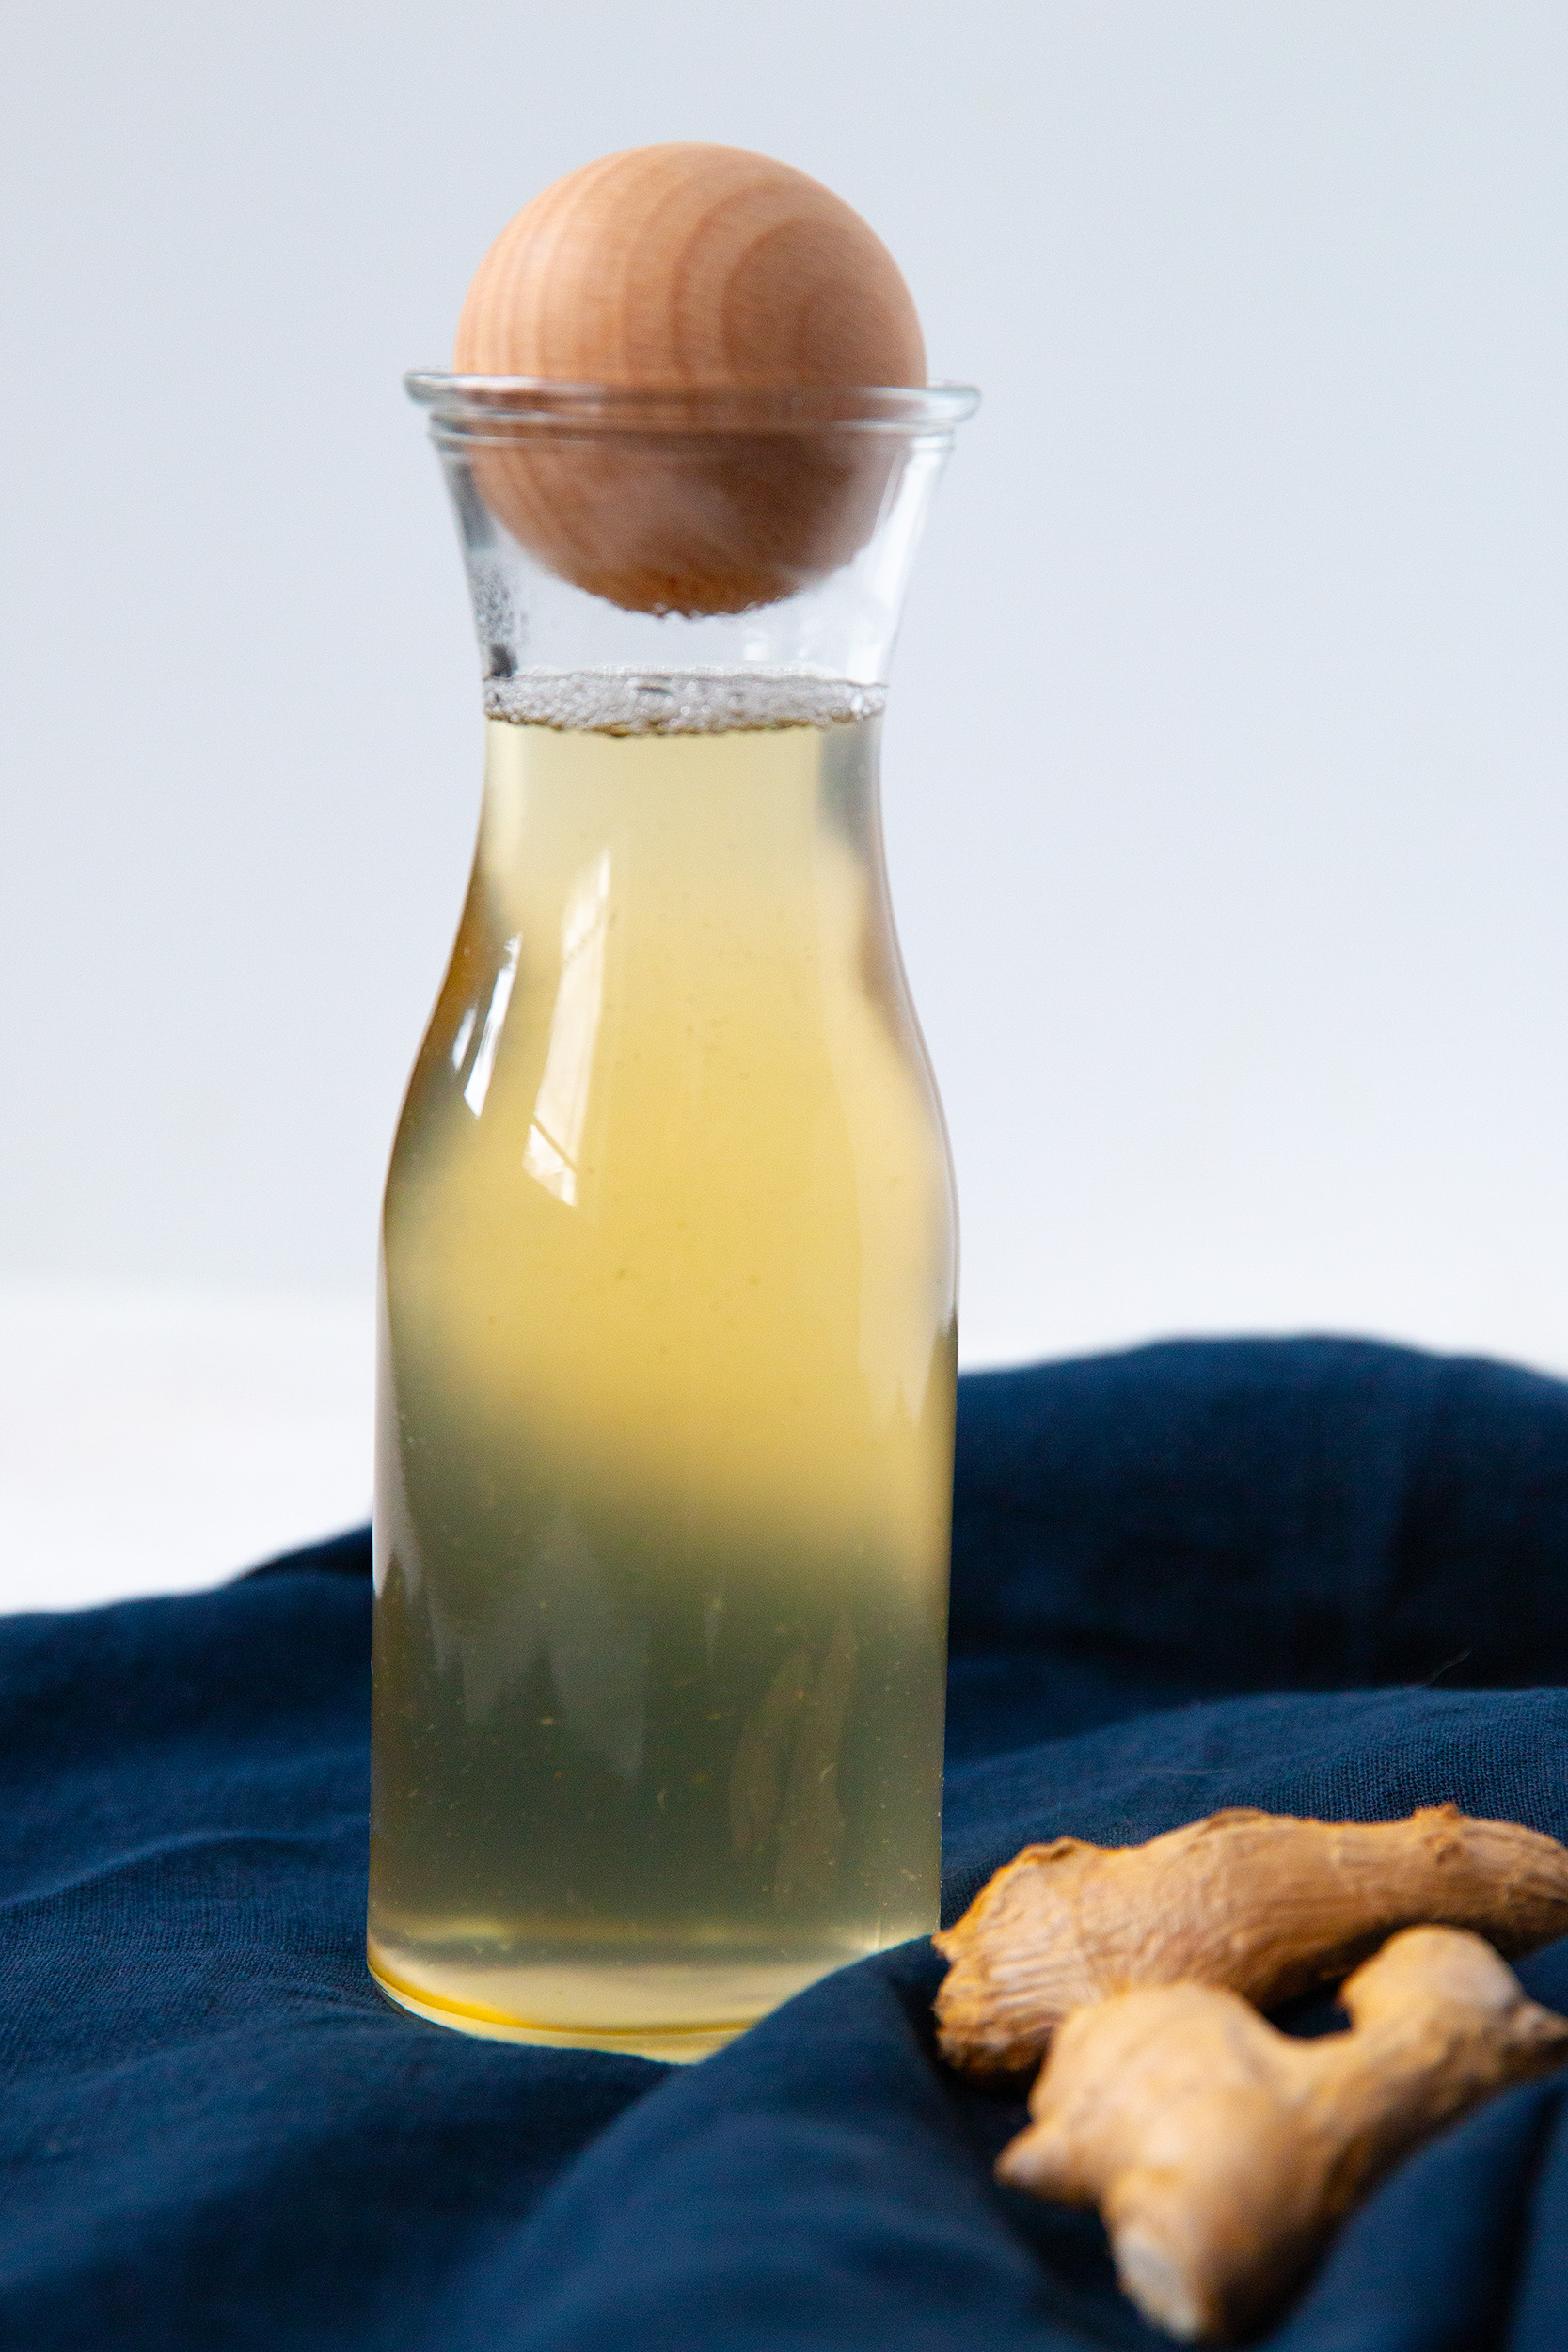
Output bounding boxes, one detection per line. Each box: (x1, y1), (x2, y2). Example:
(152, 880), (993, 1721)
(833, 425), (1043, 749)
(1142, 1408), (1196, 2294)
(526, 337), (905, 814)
(5, 1336), (1568, 2347)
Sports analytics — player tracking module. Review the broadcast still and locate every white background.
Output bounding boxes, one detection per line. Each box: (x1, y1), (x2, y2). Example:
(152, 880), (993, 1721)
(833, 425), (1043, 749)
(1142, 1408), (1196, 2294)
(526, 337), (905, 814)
(4, 3), (1567, 1606)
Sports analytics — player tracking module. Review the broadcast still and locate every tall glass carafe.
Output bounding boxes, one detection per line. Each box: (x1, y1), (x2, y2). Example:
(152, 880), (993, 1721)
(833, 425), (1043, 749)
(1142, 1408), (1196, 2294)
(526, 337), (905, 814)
(370, 376), (977, 2058)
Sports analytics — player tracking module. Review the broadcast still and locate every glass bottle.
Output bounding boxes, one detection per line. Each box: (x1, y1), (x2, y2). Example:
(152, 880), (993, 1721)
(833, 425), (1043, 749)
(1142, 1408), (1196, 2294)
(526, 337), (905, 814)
(369, 375), (978, 2058)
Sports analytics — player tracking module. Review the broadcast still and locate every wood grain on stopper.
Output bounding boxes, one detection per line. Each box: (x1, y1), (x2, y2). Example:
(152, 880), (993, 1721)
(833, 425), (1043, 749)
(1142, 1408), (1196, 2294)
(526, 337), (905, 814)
(455, 142), (925, 389)
(452, 144), (926, 616)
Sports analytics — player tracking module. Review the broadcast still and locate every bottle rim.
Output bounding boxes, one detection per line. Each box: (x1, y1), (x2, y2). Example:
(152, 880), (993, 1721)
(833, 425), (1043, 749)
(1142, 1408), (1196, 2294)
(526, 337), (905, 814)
(405, 372), (979, 441)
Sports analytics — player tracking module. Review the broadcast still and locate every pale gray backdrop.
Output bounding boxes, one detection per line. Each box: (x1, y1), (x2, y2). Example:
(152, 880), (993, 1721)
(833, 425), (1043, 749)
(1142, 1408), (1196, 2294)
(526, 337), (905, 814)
(5, 1), (1567, 1374)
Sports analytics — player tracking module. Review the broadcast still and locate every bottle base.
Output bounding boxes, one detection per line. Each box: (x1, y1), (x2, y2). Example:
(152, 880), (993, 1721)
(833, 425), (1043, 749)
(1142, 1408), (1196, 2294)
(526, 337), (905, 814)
(367, 1947), (747, 2062)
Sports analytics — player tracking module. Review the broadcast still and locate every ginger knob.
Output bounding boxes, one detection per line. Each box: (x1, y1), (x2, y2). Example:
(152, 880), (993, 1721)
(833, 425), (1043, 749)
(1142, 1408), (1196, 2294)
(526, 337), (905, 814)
(935, 1804), (1568, 2079)
(999, 1928), (1568, 2342)
(451, 144), (927, 616)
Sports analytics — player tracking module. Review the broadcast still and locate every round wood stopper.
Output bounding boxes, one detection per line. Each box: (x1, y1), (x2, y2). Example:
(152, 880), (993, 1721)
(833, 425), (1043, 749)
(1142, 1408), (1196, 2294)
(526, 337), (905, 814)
(452, 144), (927, 615)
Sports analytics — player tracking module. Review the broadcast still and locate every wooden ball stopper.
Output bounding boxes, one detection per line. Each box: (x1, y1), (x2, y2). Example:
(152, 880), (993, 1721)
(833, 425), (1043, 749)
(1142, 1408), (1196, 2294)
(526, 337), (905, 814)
(452, 144), (927, 616)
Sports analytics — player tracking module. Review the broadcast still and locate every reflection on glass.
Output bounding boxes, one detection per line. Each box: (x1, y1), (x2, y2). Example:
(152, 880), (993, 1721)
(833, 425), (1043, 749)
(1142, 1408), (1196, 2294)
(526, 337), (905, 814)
(449, 1005), (477, 1073)
(523, 851), (610, 1207)
(462, 935), (519, 1118)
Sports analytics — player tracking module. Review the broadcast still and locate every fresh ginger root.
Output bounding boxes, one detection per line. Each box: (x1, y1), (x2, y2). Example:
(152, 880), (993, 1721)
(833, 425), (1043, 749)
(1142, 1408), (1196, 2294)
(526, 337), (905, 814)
(997, 1926), (1568, 2343)
(935, 1805), (1568, 2078)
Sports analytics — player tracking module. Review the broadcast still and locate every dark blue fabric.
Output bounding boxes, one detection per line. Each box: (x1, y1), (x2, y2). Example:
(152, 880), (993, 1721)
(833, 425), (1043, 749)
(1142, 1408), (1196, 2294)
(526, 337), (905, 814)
(7, 1334), (1568, 2346)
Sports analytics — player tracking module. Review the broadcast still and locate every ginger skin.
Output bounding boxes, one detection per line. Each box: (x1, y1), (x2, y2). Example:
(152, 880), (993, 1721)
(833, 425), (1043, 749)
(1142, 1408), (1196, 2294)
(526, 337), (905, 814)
(996, 1926), (1568, 2343)
(935, 1805), (1568, 2079)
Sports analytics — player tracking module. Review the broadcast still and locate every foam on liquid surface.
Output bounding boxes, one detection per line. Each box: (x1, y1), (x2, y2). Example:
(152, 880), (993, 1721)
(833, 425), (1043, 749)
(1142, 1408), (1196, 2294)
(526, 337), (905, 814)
(483, 669), (886, 735)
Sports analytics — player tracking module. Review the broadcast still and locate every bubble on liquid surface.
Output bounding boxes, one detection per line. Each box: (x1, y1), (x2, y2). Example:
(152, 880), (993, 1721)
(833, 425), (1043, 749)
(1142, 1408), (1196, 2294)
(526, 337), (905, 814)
(483, 670), (887, 735)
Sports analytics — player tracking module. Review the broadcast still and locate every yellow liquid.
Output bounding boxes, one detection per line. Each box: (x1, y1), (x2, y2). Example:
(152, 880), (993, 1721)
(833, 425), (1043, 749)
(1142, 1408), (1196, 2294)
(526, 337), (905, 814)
(369, 681), (956, 2059)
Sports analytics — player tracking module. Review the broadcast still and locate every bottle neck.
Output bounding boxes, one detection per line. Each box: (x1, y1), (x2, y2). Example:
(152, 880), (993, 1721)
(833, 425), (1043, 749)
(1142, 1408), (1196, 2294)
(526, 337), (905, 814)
(470, 699), (890, 952)
(432, 703), (901, 1221)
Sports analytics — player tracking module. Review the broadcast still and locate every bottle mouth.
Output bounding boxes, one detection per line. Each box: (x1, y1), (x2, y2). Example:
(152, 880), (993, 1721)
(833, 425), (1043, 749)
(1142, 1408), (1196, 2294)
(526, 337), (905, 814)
(405, 373), (979, 444)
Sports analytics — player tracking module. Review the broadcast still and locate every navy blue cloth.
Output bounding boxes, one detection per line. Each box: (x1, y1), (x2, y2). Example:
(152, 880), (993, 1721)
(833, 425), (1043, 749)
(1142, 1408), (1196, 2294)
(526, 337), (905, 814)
(7, 1334), (1568, 2346)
